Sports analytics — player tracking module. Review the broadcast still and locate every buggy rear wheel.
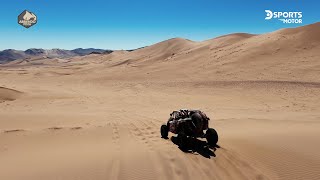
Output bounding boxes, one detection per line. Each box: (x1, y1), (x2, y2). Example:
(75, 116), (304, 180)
(206, 128), (218, 146)
(160, 124), (169, 138)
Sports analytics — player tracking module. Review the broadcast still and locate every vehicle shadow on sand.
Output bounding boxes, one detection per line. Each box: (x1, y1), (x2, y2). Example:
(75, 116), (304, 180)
(170, 136), (220, 159)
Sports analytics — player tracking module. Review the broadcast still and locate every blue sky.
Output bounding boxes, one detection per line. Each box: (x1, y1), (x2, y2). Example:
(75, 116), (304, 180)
(0, 0), (319, 50)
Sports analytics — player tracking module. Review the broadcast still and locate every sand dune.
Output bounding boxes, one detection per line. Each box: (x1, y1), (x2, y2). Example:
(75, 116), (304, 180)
(0, 87), (22, 102)
(0, 22), (320, 180)
(67, 22), (318, 83)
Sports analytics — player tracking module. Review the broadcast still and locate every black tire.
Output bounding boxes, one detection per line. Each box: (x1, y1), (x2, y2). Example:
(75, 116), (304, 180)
(161, 124), (169, 138)
(191, 113), (203, 128)
(189, 112), (204, 137)
(206, 128), (218, 146)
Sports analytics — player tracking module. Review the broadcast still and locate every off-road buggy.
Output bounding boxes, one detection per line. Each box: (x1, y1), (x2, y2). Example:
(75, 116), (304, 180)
(161, 109), (218, 147)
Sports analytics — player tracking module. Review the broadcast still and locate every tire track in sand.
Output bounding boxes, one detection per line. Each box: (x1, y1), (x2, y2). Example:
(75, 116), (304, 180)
(128, 116), (193, 180)
(109, 122), (121, 180)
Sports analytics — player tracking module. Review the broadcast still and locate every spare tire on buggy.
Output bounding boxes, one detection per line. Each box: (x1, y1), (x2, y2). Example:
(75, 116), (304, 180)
(160, 109), (218, 147)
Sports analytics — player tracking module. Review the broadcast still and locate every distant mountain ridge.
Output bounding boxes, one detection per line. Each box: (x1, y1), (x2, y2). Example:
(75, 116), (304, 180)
(0, 48), (113, 64)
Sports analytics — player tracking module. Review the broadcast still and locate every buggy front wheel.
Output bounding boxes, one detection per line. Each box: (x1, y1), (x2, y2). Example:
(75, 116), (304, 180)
(160, 124), (169, 138)
(206, 128), (218, 146)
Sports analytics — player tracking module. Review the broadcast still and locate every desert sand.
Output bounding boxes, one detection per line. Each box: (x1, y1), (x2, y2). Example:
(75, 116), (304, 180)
(0, 22), (320, 180)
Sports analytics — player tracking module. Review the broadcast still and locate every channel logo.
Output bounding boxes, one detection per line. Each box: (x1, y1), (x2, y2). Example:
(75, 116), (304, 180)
(265, 10), (302, 24)
(18, 10), (37, 28)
